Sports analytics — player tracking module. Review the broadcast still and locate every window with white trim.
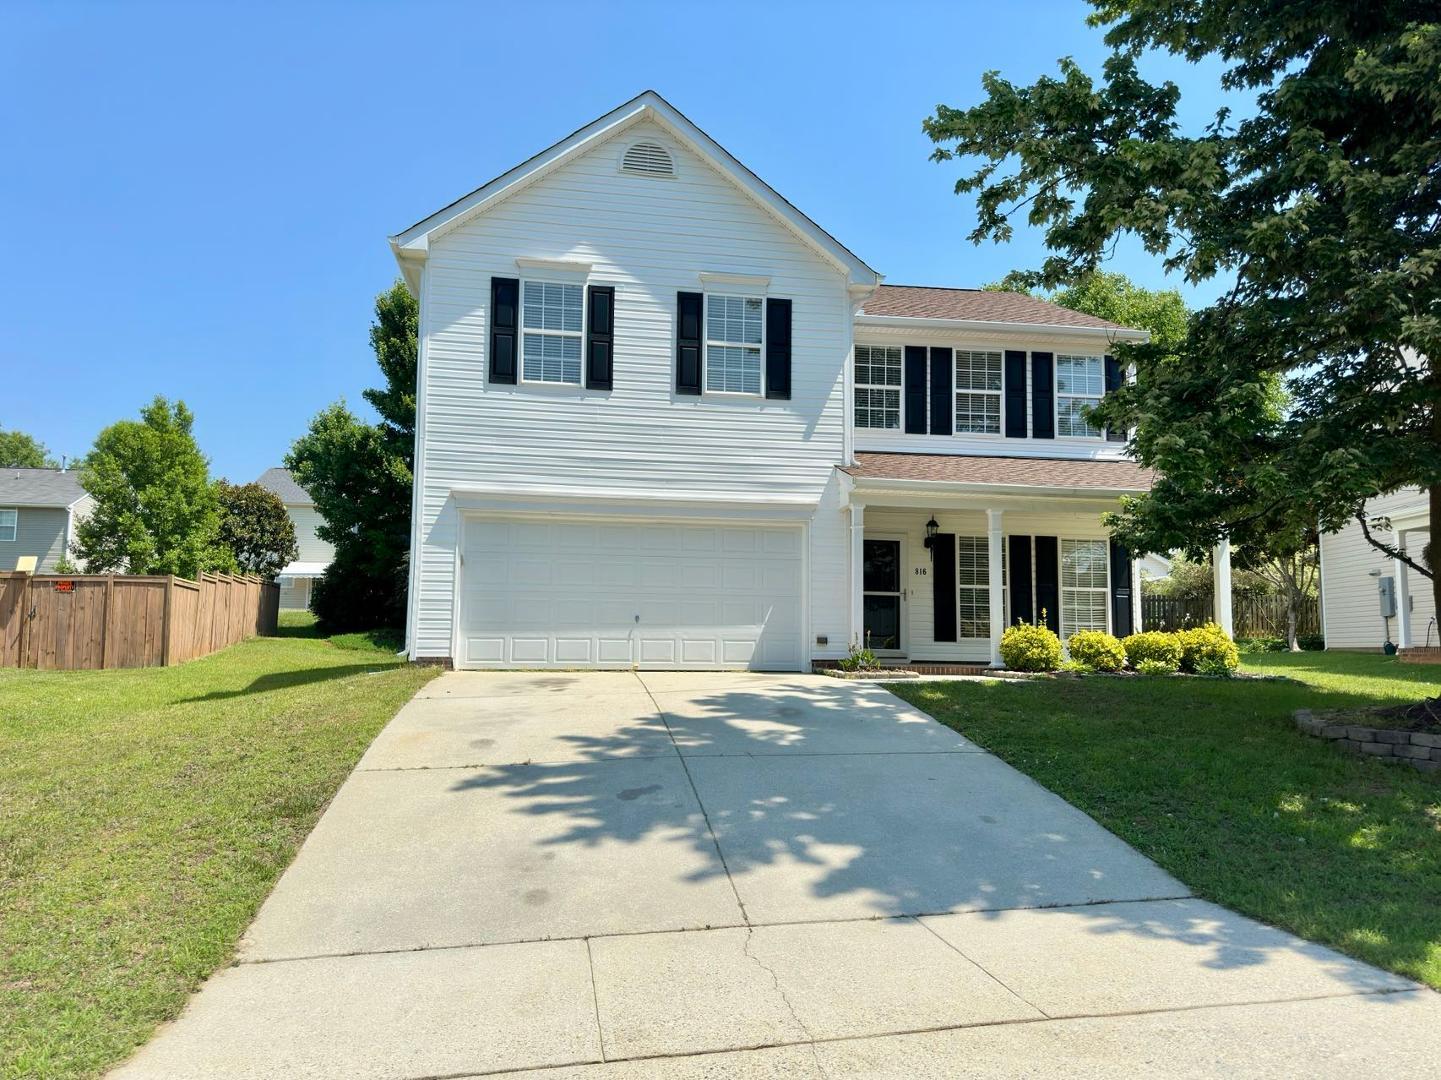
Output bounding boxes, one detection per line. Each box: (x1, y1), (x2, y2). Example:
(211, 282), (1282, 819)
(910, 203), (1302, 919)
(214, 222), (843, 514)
(1061, 539), (1110, 638)
(956, 536), (990, 638)
(705, 294), (763, 394)
(854, 345), (902, 429)
(521, 281), (584, 384)
(954, 350), (1002, 434)
(1056, 354), (1105, 438)
(0, 508), (15, 542)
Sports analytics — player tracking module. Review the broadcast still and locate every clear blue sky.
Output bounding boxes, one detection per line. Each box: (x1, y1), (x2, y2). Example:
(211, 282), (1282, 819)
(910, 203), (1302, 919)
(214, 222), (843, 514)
(2, 0), (1234, 482)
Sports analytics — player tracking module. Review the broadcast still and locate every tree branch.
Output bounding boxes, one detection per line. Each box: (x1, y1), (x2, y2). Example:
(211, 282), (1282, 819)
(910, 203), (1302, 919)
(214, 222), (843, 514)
(1357, 512), (1434, 580)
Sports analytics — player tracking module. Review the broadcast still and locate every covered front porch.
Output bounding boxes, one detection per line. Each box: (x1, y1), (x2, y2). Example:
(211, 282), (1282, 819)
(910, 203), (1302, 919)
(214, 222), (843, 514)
(839, 453), (1234, 667)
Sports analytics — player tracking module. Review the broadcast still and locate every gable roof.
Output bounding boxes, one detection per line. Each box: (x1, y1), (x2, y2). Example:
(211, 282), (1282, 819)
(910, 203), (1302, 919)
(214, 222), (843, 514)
(389, 90), (881, 292)
(858, 284), (1150, 342)
(0, 468), (88, 508)
(255, 467), (312, 506)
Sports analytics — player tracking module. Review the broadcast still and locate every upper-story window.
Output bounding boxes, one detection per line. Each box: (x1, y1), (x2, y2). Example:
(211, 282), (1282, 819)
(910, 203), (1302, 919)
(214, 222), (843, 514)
(705, 294), (763, 394)
(521, 281), (584, 384)
(954, 350), (1002, 434)
(1056, 354), (1105, 438)
(0, 508), (15, 542)
(854, 345), (902, 429)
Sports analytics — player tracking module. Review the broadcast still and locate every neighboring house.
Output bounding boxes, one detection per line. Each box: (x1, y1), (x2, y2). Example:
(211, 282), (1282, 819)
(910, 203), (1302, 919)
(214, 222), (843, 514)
(1138, 552), (1173, 582)
(256, 468), (334, 611)
(1320, 488), (1435, 651)
(0, 468), (92, 573)
(390, 91), (1228, 671)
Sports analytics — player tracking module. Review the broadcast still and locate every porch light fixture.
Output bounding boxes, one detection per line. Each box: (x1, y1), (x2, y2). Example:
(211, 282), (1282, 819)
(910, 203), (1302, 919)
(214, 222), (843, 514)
(923, 515), (940, 560)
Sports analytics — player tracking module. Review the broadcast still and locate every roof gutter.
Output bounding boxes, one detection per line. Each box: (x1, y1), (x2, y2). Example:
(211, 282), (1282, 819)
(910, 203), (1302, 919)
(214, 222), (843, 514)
(855, 313), (1151, 343)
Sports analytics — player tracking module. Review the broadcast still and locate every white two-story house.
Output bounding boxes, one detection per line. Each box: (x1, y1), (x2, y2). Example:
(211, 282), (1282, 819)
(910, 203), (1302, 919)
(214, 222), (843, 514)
(390, 91), (1183, 672)
(256, 467), (334, 611)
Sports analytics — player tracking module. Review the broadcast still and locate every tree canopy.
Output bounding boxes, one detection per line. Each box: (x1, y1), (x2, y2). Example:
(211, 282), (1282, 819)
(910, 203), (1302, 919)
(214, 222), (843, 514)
(0, 428), (58, 469)
(73, 397), (230, 578)
(216, 481), (298, 579)
(926, 1), (1441, 617)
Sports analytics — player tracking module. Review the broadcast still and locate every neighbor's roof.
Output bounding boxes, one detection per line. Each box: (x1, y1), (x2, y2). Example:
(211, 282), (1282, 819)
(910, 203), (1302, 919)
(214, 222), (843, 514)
(859, 285), (1146, 339)
(389, 90), (881, 291)
(255, 468), (312, 506)
(0, 468), (88, 508)
(844, 452), (1154, 493)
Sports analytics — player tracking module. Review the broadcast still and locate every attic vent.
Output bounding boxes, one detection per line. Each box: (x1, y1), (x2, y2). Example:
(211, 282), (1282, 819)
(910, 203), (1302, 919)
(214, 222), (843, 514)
(621, 142), (674, 178)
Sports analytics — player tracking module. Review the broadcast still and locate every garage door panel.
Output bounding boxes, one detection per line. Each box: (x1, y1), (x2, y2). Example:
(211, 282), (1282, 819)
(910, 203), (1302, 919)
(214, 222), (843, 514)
(460, 517), (804, 671)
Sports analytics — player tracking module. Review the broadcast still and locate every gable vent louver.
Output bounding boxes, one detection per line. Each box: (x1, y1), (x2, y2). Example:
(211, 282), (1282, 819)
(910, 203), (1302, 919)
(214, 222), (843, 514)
(621, 142), (674, 178)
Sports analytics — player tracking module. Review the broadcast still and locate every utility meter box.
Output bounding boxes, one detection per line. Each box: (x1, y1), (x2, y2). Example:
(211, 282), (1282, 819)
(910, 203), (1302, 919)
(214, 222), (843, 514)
(1378, 575), (1397, 618)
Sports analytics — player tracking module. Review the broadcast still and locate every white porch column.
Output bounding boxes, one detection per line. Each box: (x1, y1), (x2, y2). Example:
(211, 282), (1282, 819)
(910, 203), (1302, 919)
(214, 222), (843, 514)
(1131, 554), (1144, 634)
(849, 503), (865, 649)
(987, 509), (1005, 667)
(1395, 529), (1412, 649)
(1212, 539), (1234, 637)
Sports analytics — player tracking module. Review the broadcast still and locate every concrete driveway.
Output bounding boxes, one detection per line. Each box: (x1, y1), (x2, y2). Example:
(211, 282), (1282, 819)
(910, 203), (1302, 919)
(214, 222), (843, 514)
(114, 671), (1440, 1078)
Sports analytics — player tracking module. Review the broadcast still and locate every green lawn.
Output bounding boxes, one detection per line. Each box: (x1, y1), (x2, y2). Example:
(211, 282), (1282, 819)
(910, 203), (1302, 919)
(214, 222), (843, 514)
(0, 618), (436, 1080)
(889, 653), (1441, 991)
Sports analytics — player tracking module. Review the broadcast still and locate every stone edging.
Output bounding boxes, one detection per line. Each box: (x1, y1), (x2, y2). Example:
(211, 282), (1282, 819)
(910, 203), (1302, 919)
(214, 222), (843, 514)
(820, 669), (921, 680)
(1294, 709), (1441, 774)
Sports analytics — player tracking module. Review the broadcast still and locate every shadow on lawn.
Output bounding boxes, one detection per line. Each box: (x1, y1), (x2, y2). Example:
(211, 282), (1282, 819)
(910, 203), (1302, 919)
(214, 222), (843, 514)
(442, 676), (1418, 999)
(181, 662), (399, 702)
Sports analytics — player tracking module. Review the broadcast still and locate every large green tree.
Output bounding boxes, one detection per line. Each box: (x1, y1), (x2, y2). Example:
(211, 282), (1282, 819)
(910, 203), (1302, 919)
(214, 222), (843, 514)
(216, 480), (298, 579)
(287, 283), (417, 631)
(925, 2), (1441, 626)
(74, 397), (230, 578)
(0, 427), (58, 469)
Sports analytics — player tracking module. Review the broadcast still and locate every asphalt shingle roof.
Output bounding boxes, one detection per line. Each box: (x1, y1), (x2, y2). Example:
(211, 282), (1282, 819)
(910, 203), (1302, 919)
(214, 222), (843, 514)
(255, 468), (313, 506)
(0, 468), (87, 507)
(844, 452), (1154, 492)
(860, 285), (1125, 331)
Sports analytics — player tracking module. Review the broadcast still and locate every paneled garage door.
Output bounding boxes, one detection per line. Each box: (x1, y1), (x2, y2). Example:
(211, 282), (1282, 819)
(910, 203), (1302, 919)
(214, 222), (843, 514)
(458, 517), (805, 670)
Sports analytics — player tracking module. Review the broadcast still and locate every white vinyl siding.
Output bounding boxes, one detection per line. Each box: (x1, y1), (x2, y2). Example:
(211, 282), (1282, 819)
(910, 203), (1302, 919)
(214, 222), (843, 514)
(854, 345), (901, 429)
(521, 281), (584, 384)
(1061, 538), (1110, 638)
(1056, 355), (1104, 439)
(1319, 488), (1434, 649)
(0, 508), (15, 542)
(955, 536), (990, 638)
(705, 294), (764, 394)
(286, 505), (335, 565)
(954, 350), (1002, 434)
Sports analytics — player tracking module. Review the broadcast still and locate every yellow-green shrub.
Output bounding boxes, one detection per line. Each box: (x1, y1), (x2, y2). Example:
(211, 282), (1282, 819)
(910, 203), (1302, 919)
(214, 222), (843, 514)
(1000, 621), (1063, 672)
(1176, 622), (1240, 673)
(1121, 631), (1183, 669)
(1067, 629), (1127, 672)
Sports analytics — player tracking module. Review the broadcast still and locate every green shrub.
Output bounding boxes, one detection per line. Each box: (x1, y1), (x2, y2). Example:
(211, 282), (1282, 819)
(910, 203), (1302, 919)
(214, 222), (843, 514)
(1176, 622), (1240, 673)
(1000, 621), (1063, 672)
(1136, 657), (1179, 676)
(1067, 629), (1127, 672)
(1235, 636), (1285, 654)
(837, 642), (881, 672)
(1197, 655), (1236, 677)
(1122, 631), (1183, 669)
(1058, 658), (1089, 674)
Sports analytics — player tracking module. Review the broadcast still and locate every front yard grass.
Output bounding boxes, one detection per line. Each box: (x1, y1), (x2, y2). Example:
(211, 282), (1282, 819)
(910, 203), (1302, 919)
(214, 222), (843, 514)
(889, 653), (1441, 991)
(0, 624), (436, 1080)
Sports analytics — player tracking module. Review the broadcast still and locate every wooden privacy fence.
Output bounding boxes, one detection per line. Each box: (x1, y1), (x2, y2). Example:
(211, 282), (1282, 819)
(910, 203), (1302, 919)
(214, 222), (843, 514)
(1142, 593), (1322, 639)
(0, 572), (279, 671)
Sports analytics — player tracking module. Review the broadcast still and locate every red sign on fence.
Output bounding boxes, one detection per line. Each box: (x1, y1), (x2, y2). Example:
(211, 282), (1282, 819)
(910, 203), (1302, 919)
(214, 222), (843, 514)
(53, 580), (75, 593)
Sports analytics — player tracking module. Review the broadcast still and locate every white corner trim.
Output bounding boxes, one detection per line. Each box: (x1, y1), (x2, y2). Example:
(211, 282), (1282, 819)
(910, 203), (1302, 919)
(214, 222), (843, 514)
(699, 272), (771, 290)
(516, 256), (594, 275)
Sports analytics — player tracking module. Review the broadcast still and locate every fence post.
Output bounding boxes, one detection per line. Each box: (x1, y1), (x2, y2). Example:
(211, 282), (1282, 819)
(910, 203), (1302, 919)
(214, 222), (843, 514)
(16, 574), (32, 669)
(161, 576), (174, 666)
(101, 575), (114, 669)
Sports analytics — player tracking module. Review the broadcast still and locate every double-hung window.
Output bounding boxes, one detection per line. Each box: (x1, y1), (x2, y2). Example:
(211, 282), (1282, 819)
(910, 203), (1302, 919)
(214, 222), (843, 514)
(705, 294), (763, 394)
(954, 350), (1002, 434)
(1056, 354), (1105, 438)
(955, 536), (990, 638)
(0, 508), (15, 542)
(521, 281), (584, 384)
(854, 345), (902, 429)
(1060, 539), (1110, 638)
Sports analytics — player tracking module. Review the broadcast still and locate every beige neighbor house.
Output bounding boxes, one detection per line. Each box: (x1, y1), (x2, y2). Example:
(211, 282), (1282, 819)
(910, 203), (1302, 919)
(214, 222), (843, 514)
(256, 468), (334, 611)
(0, 468), (92, 572)
(1320, 488), (1435, 652)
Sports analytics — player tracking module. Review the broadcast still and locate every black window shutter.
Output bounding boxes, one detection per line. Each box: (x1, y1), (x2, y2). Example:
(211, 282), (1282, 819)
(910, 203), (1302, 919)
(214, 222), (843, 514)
(903, 346), (927, 433)
(1109, 539), (1134, 637)
(765, 298), (792, 400)
(1007, 535), (1033, 626)
(1034, 536), (1060, 634)
(928, 347), (953, 436)
(932, 533), (957, 643)
(1004, 350), (1028, 437)
(676, 291), (703, 395)
(1030, 352), (1054, 438)
(489, 277), (519, 384)
(585, 285), (614, 390)
(1104, 354), (1126, 442)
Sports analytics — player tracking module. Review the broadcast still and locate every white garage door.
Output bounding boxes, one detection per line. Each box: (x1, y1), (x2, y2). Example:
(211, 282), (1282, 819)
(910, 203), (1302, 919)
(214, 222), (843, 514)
(458, 517), (805, 670)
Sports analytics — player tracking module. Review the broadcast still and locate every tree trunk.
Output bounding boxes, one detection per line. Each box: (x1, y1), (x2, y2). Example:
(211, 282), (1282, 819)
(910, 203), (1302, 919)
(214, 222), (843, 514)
(1431, 483), (1440, 623)
(1286, 590), (1300, 652)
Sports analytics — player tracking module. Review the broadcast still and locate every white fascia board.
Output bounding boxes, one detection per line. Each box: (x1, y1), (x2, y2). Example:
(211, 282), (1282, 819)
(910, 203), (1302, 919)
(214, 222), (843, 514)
(855, 313), (1151, 344)
(387, 91), (882, 288)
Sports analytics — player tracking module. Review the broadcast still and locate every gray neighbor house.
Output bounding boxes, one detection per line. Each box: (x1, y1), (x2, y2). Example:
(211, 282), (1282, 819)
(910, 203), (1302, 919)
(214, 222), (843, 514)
(0, 468), (93, 573)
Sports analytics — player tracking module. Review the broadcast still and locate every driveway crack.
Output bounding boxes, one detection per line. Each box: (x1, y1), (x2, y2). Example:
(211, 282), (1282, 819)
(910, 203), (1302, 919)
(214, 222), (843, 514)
(741, 925), (830, 1080)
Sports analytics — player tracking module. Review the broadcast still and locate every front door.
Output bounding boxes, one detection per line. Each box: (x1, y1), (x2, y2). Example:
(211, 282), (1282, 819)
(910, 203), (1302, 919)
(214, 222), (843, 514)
(863, 537), (905, 654)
